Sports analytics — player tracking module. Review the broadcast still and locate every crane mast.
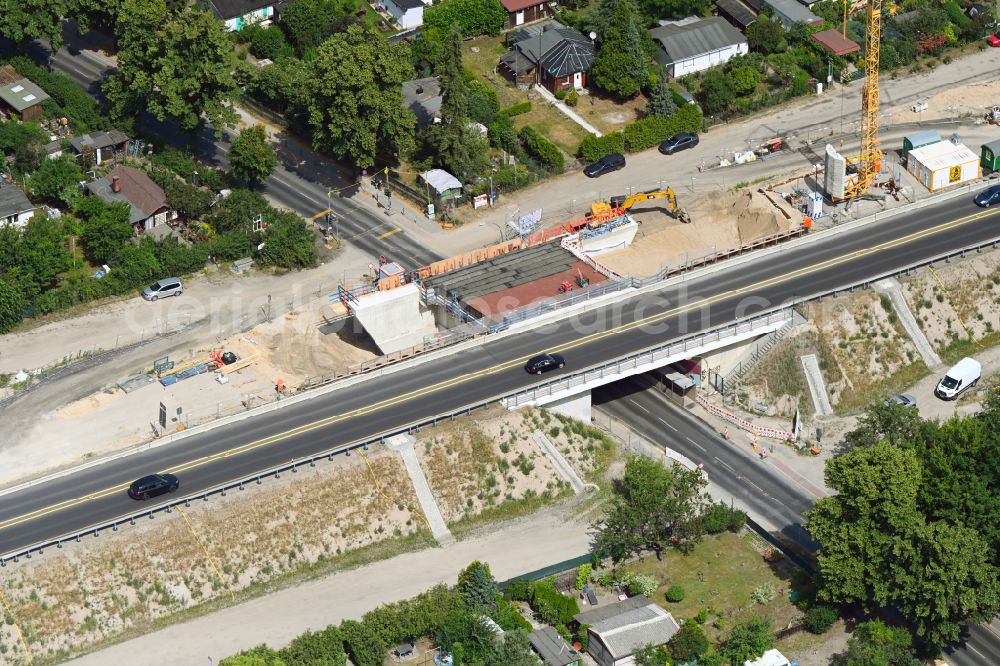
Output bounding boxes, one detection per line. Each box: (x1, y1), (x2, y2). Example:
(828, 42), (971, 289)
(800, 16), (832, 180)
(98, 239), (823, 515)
(844, 0), (883, 198)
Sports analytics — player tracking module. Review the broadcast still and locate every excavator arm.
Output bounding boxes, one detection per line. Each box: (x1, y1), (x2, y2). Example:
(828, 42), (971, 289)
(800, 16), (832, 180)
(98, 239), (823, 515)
(590, 188), (690, 222)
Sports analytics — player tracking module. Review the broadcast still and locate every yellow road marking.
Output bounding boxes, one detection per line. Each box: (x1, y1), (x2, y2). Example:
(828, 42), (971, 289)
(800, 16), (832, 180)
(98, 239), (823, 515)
(378, 227), (402, 240)
(3, 208), (997, 537)
(307, 208), (332, 221)
(0, 587), (33, 663)
(927, 266), (981, 348)
(177, 507), (236, 603)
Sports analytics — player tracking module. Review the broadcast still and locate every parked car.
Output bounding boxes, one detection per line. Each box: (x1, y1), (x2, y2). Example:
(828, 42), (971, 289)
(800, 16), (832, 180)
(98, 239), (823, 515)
(143, 277), (183, 301)
(935, 357), (981, 400)
(988, 32), (1000, 47)
(584, 153), (626, 178)
(886, 393), (917, 408)
(974, 185), (1000, 207)
(128, 473), (180, 500)
(525, 353), (565, 374)
(659, 132), (699, 155)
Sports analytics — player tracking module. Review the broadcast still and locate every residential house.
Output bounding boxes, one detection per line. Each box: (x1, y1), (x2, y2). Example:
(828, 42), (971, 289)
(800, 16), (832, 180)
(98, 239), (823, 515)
(573, 595), (681, 666)
(401, 76), (441, 125)
(380, 0), (425, 28)
(501, 0), (551, 29)
(714, 0), (757, 31)
(650, 17), (748, 78)
(745, 648), (792, 666)
(0, 65), (50, 122)
(201, 0), (279, 31)
(0, 183), (35, 228)
(63, 129), (130, 165)
(529, 626), (582, 666)
(499, 20), (595, 92)
(810, 28), (861, 56)
(85, 165), (172, 234)
(745, 0), (823, 29)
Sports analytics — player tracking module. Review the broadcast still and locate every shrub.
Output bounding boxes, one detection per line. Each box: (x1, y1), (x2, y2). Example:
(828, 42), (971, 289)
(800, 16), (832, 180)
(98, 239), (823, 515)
(804, 605), (839, 634)
(565, 89), (579, 106)
(501, 101), (532, 117)
(751, 582), (775, 605)
(578, 132), (626, 162)
(466, 78), (500, 124)
(665, 585), (686, 602)
(279, 626), (347, 666)
(504, 578), (534, 602)
(622, 104), (702, 153)
(519, 126), (564, 172)
(575, 623), (591, 651)
(669, 622), (709, 663)
(530, 579), (579, 625)
(250, 25), (295, 61)
(576, 564), (592, 591)
(623, 573), (657, 598)
(702, 502), (747, 533)
(495, 596), (533, 631)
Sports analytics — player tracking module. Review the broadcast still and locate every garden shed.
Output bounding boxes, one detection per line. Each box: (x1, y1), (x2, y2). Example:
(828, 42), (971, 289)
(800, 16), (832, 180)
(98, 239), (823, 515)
(420, 169), (463, 199)
(981, 138), (1000, 171)
(906, 141), (980, 192)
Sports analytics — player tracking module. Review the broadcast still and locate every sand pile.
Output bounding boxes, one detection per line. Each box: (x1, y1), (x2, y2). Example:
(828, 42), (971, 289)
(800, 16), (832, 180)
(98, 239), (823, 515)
(599, 189), (801, 277)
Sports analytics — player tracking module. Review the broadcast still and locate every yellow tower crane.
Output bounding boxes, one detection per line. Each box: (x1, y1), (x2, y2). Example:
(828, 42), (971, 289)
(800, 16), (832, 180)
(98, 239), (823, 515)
(840, 0), (883, 199)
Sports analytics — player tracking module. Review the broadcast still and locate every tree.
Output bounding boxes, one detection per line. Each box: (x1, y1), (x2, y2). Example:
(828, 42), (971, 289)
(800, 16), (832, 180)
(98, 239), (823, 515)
(105, 7), (239, 135)
(668, 621), (708, 663)
(722, 618), (775, 665)
(26, 155), (84, 207)
(280, 0), (357, 55)
(230, 125), (277, 186)
(423, 0), (507, 38)
(843, 400), (925, 449)
(594, 455), (710, 561)
(634, 643), (672, 666)
(640, 0), (710, 22)
(278, 626), (347, 666)
(248, 25), (295, 61)
(457, 561), (499, 613)
(306, 24), (415, 170)
(0, 278), (25, 334)
(728, 66), (762, 96)
(220, 645), (288, 666)
(487, 630), (539, 666)
(803, 605), (838, 634)
(696, 69), (735, 115)
(646, 70), (678, 119)
(207, 189), (270, 233)
(81, 201), (134, 264)
(747, 15), (786, 54)
(259, 211), (317, 269)
(836, 620), (920, 666)
(592, 0), (648, 97)
(0, 0), (70, 50)
(438, 610), (495, 664)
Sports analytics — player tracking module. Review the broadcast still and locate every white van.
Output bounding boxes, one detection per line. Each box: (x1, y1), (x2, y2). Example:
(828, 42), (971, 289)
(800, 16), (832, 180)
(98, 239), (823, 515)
(935, 357), (981, 400)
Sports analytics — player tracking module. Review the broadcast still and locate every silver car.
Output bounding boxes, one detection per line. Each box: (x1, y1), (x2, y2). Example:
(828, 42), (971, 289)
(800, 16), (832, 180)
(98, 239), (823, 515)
(143, 277), (183, 301)
(887, 393), (917, 408)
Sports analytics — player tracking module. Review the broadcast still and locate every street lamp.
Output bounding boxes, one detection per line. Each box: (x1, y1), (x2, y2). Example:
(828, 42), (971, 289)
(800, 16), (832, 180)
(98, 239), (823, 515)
(326, 189), (340, 240)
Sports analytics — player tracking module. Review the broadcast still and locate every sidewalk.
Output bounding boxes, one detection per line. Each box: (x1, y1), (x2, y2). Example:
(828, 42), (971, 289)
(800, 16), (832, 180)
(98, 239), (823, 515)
(66, 507), (591, 665)
(533, 85), (603, 136)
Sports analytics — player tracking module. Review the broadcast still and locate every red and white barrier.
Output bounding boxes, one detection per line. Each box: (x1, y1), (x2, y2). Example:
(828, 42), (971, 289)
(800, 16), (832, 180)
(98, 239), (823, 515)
(696, 393), (796, 442)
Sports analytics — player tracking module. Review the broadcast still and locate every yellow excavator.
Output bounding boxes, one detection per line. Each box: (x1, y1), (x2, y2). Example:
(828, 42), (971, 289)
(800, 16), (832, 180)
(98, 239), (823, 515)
(590, 189), (691, 223)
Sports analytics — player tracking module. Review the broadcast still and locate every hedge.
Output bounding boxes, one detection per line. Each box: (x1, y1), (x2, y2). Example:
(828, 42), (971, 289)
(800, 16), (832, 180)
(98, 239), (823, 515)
(578, 103), (703, 162)
(501, 101), (532, 117)
(530, 579), (580, 625)
(519, 126), (564, 173)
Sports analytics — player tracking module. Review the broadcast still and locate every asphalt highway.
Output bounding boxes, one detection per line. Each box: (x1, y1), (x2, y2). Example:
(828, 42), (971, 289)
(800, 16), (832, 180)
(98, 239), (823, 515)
(0, 186), (997, 558)
(598, 377), (1000, 666)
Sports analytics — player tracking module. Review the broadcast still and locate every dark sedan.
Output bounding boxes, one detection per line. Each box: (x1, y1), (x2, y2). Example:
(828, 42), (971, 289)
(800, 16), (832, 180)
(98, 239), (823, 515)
(525, 353), (565, 374)
(128, 473), (180, 500)
(584, 153), (626, 178)
(659, 132), (699, 155)
(974, 185), (1000, 207)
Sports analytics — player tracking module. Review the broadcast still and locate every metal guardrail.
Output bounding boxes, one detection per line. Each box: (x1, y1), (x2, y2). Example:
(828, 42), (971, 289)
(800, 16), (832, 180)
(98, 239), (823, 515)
(496, 277), (636, 329)
(504, 308), (795, 408)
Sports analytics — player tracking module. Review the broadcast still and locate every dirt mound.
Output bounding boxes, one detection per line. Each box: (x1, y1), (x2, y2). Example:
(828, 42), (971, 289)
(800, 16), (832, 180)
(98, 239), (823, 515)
(686, 189), (798, 243)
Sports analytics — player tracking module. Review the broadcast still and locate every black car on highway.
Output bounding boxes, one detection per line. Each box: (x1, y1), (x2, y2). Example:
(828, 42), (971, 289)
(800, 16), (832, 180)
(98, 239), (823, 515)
(659, 132), (699, 155)
(525, 353), (565, 374)
(974, 185), (1000, 207)
(584, 153), (626, 178)
(128, 473), (180, 500)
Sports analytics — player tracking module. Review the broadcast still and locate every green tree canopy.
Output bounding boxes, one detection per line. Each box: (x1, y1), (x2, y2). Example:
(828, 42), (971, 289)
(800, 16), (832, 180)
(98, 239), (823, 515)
(207, 189), (270, 233)
(646, 70), (679, 119)
(592, 0), (649, 97)
(640, 0), (710, 22)
(278, 626), (347, 666)
(722, 618), (775, 665)
(0, 278), (25, 333)
(220, 645), (287, 666)
(423, 0), (507, 38)
(696, 69), (735, 115)
(668, 620), (708, 663)
(259, 211), (317, 269)
(280, 0), (358, 54)
(26, 155), (84, 207)
(81, 200), (134, 264)
(457, 561), (499, 613)
(105, 6), (239, 134)
(230, 125), (278, 186)
(746, 15), (786, 54)
(0, 0), (70, 49)
(634, 643), (672, 666)
(307, 24), (416, 169)
(594, 455), (710, 561)
(835, 620), (920, 666)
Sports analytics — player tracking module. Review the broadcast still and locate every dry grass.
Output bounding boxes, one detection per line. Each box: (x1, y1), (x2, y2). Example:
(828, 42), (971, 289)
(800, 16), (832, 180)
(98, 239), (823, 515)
(573, 89), (646, 134)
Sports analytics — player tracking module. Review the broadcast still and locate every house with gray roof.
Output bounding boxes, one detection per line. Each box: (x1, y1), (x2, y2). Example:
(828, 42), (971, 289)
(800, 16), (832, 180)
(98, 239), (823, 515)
(529, 626), (582, 666)
(573, 595), (680, 666)
(757, 0), (822, 29)
(68, 129), (130, 165)
(499, 20), (595, 93)
(0, 183), (35, 228)
(401, 77), (442, 126)
(650, 16), (748, 78)
(85, 165), (172, 234)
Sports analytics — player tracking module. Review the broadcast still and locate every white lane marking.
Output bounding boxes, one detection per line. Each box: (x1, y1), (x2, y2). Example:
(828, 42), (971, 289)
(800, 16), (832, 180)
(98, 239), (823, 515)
(628, 398), (650, 414)
(714, 457), (736, 473)
(657, 417), (677, 432)
(685, 437), (706, 453)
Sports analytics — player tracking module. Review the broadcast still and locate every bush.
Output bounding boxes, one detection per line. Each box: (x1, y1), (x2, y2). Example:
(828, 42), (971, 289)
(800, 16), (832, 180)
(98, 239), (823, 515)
(504, 578), (534, 601)
(702, 502), (747, 533)
(423, 0), (507, 37)
(501, 101), (532, 117)
(495, 596), (533, 631)
(565, 89), (578, 107)
(279, 626), (347, 666)
(578, 132), (626, 162)
(576, 564), (592, 591)
(555, 89), (567, 100)
(487, 114), (517, 150)
(250, 25), (295, 61)
(804, 605), (839, 634)
(466, 78), (500, 124)
(669, 622), (709, 663)
(530, 579), (579, 625)
(665, 585), (686, 602)
(621, 104), (702, 153)
(576, 623), (591, 651)
(623, 573), (657, 598)
(519, 126), (564, 173)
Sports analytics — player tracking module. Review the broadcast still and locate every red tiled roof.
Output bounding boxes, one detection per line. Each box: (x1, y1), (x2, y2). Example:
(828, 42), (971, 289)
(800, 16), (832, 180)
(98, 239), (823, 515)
(501, 0), (546, 11)
(810, 28), (860, 56)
